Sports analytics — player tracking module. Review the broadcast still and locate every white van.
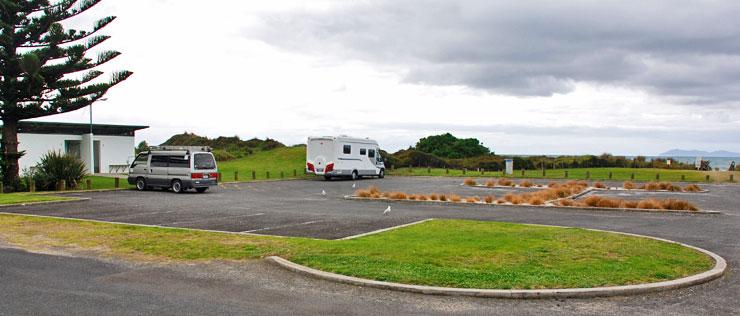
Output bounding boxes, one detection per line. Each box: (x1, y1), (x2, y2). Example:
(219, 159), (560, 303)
(128, 146), (218, 193)
(306, 136), (385, 180)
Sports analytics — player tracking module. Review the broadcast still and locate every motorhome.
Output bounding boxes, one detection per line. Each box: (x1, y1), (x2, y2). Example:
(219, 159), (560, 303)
(306, 136), (385, 180)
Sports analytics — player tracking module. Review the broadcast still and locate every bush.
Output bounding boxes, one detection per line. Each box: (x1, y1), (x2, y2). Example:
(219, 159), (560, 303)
(519, 180), (534, 188)
(463, 178), (477, 186)
(211, 149), (236, 161)
(497, 178), (513, 186)
(484, 195), (495, 204)
(449, 194), (462, 202)
(683, 184), (702, 192)
(32, 151), (88, 191)
(623, 181), (636, 190)
(429, 193), (439, 201)
(593, 182), (606, 189)
(465, 196), (480, 203)
(485, 179), (496, 187)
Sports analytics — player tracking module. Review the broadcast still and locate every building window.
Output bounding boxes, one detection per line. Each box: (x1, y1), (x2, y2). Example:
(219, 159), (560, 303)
(343, 145), (351, 154)
(368, 149), (376, 158)
(64, 140), (81, 158)
(360, 148), (367, 155)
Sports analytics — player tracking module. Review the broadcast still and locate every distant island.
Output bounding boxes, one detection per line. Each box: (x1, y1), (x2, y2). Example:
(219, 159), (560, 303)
(659, 149), (740, 157)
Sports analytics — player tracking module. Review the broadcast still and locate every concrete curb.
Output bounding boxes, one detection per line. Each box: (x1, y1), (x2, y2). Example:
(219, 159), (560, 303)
(344, 196), (721, 214)
(0, 197), (90, 208)
(267, 226), (728, 299)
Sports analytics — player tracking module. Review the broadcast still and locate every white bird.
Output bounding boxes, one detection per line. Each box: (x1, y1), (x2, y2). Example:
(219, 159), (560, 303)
(352, 183), (356, 188)
(321, 190), (326, 196)
(383, 205), (391, 215)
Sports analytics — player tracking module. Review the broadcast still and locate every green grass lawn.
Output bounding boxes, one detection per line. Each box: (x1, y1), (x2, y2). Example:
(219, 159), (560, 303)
(0, 215), (713, 289)
(0, 193), (74, 205)
(390, 167), (738, 183)
(217, 146), (307, 182)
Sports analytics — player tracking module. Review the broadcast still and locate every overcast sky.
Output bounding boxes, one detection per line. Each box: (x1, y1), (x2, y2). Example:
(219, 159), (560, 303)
(38, 0), (740, 155)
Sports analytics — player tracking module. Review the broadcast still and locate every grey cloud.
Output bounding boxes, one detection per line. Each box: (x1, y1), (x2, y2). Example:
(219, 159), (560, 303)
(252, 0), (740, 104)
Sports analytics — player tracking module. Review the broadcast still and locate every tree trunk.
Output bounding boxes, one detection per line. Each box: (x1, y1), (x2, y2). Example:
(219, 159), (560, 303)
(1, 118), (21, 192)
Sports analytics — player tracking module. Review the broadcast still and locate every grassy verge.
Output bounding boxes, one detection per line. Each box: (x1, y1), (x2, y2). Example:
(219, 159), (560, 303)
(217, 146), (308, 182)
(0, 215), (712, 289)
(0, 193), (74, 205)
(390, 167), (738, 183)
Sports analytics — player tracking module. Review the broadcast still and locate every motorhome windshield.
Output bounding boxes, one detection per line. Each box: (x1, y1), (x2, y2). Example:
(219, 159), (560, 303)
(194, 153), (216, 170)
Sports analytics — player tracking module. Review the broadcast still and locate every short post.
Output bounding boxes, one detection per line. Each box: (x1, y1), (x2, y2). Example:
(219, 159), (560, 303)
(656, 173), (660, 180)
(266, 171), (270, 179)
(586, 171), (590, 179)
(705, 175), (710, 182)
(29, 178), (36, 193)
(59, 179), (66, 191)
(114, 177), (120, 189)
(542, 168), (546, 177)
(521, 169), (525, 176)
(252, 170), (256, 180)
(608, 172), (612, 180)
(293, 169), (297, 177)
(445, 168), (449, 174)
(280, 171), (284, 179)
(218, 172), (223, 181)
(86, 179), (92, 190)
(0, 182), (3, 194)
(234, 170), (239, 181)
(564, 170), (569, 178)
(730, 174), (734, 182)
(681, 174), (685, 181)
(409, 165), (413, 173)
(631, 173), (635, 180)
(463, 168), (466, 175)
(428, 167), (431, 174)
(481, 168), (485, 175)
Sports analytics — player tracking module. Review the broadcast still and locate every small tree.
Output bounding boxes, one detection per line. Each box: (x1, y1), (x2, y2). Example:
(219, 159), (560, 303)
(135, 140), (148, 154)
(32, 150), (87, 190)
(1, 0), (132, 191)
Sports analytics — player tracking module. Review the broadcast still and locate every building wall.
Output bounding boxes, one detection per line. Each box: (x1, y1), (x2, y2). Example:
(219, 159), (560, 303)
(18, 133), (136, 174)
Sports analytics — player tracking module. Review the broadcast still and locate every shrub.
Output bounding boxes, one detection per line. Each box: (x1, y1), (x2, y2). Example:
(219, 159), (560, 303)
(593, 182), (606, 189)
(503, 194), (524, 204)
(547, 181), (560, 188)
(519, 180), (534, 188)
(528, 196), (545, 205)
(623, 181), (636, 190)
(370, 192), (381, 199)
(211, 149), (236, 161)
(463, 178), (477, 186)
(484, 195), (495, 204)
(407, 194), (418, 200)
(439, 194), (448, 202)
(596, 198), (622, 208)
(368, 186), (380, 195)
(637, 199), (661, 209)
(485, 179), (496, 187)
(497, 178), (512, 186)
(355, 189), (372, 198)
(661, 199), (698, 211)
(683, 184), (702, 192)
(449, 194), (462, 202)
(558, 199), (575, 207)
(583, 196), (602, 207)
(622, 200), (639, 208)
(417, 194), (428, 201)
(387, 192), (408, 200)
(465, 196), (480, 203)
(32, 151), (88, 191)
(429, 193), (439, 201)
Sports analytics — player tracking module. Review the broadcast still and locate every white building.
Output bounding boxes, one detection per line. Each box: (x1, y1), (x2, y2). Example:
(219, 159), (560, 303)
(16, 121), (148, 174)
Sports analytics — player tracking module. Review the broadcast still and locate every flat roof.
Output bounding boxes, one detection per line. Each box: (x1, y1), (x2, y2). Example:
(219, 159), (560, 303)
(8, 121), (149, 137)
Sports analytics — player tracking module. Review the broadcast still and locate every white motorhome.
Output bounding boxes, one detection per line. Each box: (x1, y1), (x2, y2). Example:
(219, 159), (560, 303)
(306, 136), (385, 180)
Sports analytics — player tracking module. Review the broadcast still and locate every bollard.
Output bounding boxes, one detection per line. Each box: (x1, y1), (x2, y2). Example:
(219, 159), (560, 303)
(705, 175), (710, 182)
(59, 179), (66, 191)
(586, 171), (590, 179)
(294, 169), (297, 177)
(609, 172), (613, 180)
(252, 170), (256, 180)
(428, 167), (431, 174)
(445, 168), (449, 174)
(266, 171), (270, 179)
(29, 178), (35, 193)
(542, 169), (546, 177)
(280, 171), (284, 179)
(730, 174), (734, 182)
(521, 169), (525, 176)
(564, 170), (569, 178)
(631, 173), (635, 180)
(234, 170), (239, 181)
(463, 168), (466, 175)
(86, 179), (92, 190)
(114, 177), (120, 189)
(656, 173), (660, 180)
(681, 175), (685, 181)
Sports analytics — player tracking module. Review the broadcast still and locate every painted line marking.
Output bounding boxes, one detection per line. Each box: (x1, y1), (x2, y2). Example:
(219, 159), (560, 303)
(338, 219), (435, 240)
(167, 213), (265, 226)
(243, 220), (324, 233)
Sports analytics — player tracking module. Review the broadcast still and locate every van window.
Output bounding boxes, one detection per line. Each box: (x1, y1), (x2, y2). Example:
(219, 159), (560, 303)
(368, 149), (376, 158)
(194, 153), (216, 170)
(151, 155), (168, 167)
(343, 145), (351, 154)
(360, 148), (366, 155)
(169, 155), (190, 168)
(131, 153), (149, 168)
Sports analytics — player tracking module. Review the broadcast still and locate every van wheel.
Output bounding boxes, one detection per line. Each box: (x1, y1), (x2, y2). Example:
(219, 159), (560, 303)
(196, 187), (208, 193)
(136, 178), (148, 191)
(171, 180), (184, 193)
(379, 169), (385, 179)
(352, 171), (359, 180)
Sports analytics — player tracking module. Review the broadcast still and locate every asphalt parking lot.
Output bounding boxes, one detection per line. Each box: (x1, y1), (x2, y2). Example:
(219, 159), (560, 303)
(2, 177), (739, 315)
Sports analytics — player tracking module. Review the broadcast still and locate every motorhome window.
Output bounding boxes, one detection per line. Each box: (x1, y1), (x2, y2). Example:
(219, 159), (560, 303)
(368, 149), (376, 158)
(194, 153), (216, 170)
(343, 145), (351, 154)
(360, 148), (367, 155)
(151, 155), (168, 167)
(169, 155), (190, 168)
(131, 153), (149, 168)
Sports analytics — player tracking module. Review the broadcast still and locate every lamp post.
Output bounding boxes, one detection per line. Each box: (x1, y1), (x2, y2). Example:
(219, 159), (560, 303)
(88, 98), (107, 174)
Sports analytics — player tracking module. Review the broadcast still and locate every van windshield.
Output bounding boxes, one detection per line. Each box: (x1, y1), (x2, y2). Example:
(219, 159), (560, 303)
(194, 153), (216, 170)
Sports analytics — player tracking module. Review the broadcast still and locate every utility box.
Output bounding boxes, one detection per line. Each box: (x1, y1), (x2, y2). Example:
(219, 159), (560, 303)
(505, 159), (514, 175)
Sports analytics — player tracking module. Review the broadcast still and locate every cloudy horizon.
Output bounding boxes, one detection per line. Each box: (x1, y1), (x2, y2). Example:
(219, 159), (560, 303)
(32, 0), (740, 155)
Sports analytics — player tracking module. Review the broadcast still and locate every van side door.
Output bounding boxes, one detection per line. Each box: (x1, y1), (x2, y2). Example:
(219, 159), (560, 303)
(149, 155), (169, 186)
(167, 154), (191, 179)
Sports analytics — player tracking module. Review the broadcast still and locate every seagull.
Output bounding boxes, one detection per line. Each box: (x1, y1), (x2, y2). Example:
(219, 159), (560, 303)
(321, 190), (326, 196)
(383, 205), (391, 215)
(352, 183), (356, 189)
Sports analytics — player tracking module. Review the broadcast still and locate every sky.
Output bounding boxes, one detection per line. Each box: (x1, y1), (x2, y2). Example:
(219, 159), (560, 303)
(37, 0), (740, 155)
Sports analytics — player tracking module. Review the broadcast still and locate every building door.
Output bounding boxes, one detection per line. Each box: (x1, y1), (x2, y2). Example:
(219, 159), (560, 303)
(94, 140), (101, 173)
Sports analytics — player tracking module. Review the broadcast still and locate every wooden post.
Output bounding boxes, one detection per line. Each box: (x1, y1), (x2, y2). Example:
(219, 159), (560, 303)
(445, 168), (449, 174)
(252, 170), (256, 180)
(114, 177), (120, 189)
(681, 174), (685, 181)
(218, 172), (223, 181)
(481, 168), (485, 175)
(280, 171), (284, 179)
(86, 179), (92, 190)
(0, 182), (4, 194)
(542, 168), (546, 177)
(293, 169), (297, 177)
(586, 171), (590, 179)
(608, 172), (612, 180)
(564, 170), (569, 178)
(266, 171), (270, 179)
(521, 169), (525, 176)
(705, 175), (710, 182)
(463, 168), (466, 175)
(29, 178), (35, 193)
(428, 167), (431, 174)
(631, 173), (635, 180)
(656, 173), (660, 180)
(234, 170), (239, 181)
(730, 174), (734, 182)
(59, 179), (66, 191)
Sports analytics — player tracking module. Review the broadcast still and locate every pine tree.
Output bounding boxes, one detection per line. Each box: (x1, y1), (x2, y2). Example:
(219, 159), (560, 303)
(0, 0), (131, 191)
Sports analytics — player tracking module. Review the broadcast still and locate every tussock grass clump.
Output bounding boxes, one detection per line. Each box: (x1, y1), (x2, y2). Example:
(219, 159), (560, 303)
(439, 194), (448, 202)
(504, 194), (524, 205)
(370, 192), (381, 199)
(593, 182), (606, 189)
(429, 193), (439, 201)
(583, 196), (602, 207)
(637, 199), (660, 209)
(684, 184), (702, 192)
(558, 199), (575, 207)
(465, 196), (480, 203)
(596, 198), (622, 208)
(417, 195), (428, 201)
(449, 194), (462, 202)
(407, 194), (418, 200)
(463, 178), (477, 186)
(355, 189), (373, 198)
(497, 178), (513, 186)
(621, 200), (639, 208)
(485, 179), (496, 187)
(484, 195), (495, 204)
(386, 192), (408, 200)
(548, 181), (560, 188)
(661, 199), (698, 211)
(519, 180), (534, 188)
(528, 196), (545, 205)
(623, 181), (636, 190)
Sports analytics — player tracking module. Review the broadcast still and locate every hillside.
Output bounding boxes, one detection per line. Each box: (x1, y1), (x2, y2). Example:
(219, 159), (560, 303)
(161, 132), (285, 160)
(217, 146), (306, 182)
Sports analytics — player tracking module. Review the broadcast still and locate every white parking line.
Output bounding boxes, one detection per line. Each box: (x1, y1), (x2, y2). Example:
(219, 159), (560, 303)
(243, 220), (323, 233)
(167, 213), (265, 226)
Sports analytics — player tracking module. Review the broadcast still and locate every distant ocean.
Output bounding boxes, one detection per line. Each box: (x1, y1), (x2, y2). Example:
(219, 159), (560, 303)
(647, 156), (737, 171)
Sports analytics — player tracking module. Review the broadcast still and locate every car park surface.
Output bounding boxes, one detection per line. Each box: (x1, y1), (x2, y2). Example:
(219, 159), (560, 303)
(1, 177), (739, 315)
